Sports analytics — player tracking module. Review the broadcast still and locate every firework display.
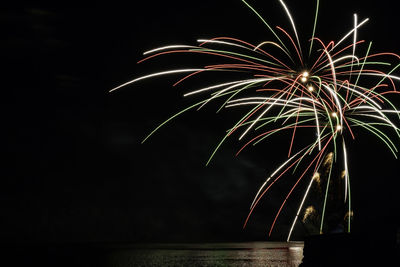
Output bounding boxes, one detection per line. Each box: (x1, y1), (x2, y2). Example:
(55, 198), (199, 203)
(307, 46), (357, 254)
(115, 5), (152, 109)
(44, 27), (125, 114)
(111, 0), (400, 240)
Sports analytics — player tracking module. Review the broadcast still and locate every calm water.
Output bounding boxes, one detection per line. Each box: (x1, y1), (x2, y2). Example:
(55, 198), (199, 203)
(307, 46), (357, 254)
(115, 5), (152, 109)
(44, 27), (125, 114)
(107, 242), (304, 267)
(8, 239), (398, 266)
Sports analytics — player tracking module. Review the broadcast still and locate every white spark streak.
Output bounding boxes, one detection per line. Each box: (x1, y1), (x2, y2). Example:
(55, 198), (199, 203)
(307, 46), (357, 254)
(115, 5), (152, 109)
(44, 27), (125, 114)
(184, 78), (271, 97)
(287, 175), (315, 241)
(110, 69), (206, 92)
(332, 18), (369, 51)
(279, 0), (302, 55)
(343, 140), (349, 203)
(250, 149), (307, 210)
(197, 39), (250, 50)
(143, 45), (197, 55)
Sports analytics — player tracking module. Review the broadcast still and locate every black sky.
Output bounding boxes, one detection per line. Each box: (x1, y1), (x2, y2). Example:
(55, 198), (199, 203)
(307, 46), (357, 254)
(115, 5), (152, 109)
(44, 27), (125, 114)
(2, 1), (400, 244)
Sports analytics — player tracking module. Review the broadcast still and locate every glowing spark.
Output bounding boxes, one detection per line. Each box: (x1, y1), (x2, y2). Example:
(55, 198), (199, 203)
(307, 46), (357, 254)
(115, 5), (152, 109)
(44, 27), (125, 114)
(313, 172), (321, 183)
(344, 210), (354, 220)
(323, 152), (333, 167)
(300, 71), (309, 83)
(302, 206), (316, 223)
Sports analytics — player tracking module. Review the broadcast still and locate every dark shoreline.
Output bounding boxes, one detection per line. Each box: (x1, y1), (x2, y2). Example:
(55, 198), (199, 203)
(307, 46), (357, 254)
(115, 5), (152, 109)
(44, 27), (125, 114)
(300, 232), (399, 266)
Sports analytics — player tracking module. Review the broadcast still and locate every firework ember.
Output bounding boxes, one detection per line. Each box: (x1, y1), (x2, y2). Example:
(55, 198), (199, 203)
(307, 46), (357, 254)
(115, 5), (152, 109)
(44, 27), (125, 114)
(111, 0), (400, 240)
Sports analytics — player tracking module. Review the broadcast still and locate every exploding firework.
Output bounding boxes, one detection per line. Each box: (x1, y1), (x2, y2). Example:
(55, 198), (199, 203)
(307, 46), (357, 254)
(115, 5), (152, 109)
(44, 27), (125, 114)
(111, 0), (400, 240)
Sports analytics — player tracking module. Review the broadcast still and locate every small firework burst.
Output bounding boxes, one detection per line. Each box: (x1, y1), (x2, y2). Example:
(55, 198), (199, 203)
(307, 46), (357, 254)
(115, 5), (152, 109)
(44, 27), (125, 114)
(303, 206), (317, 223)
(111, 0), (400, 240)
(340, 170), (346, 180)
(312, 172), (321, 184)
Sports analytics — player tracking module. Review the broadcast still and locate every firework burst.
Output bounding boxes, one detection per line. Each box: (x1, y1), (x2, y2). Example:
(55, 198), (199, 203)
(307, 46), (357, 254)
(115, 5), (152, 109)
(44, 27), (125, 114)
(111, 0), (400, 240)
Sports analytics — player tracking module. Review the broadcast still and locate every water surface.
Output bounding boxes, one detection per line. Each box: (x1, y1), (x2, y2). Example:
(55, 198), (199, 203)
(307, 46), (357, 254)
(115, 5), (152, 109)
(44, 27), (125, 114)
(108, 242), (304, 267)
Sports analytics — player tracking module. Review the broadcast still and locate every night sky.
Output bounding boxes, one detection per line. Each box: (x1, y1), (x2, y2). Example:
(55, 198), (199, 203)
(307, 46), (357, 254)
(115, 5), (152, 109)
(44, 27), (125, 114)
(2, 1), (400, 244)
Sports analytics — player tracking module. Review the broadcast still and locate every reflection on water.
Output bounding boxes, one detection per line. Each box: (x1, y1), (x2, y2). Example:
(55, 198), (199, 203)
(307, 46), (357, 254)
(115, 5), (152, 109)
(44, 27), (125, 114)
(107, 242), (303, 267)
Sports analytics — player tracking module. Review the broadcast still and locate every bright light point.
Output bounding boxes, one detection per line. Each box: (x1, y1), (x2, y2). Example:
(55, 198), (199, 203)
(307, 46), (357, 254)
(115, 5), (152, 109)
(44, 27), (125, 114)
(331, 112), (337, 118)
(308, 86), (314, 92)
(337, 125), (342, 131)
(300, 71), (309, 83)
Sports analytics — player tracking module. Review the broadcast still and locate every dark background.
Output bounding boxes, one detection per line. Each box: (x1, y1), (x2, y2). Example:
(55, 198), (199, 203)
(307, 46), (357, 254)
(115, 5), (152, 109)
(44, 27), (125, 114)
(2, 0), (399, 245)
